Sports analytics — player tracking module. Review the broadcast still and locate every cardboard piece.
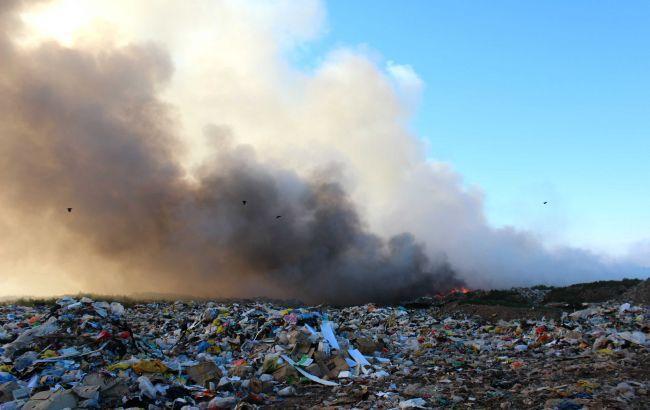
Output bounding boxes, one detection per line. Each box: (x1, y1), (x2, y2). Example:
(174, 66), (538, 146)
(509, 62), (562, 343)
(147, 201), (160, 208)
(186, 361), (222, 386)
(22, 389), (78, 410)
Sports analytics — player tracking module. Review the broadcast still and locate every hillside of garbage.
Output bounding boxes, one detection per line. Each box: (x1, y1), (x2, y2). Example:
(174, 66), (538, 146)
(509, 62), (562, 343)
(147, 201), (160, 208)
(0, 279), (648, 409)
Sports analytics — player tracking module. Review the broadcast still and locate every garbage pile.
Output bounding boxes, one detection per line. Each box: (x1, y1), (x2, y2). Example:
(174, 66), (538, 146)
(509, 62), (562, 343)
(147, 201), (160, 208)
(0, 288), (648, 409)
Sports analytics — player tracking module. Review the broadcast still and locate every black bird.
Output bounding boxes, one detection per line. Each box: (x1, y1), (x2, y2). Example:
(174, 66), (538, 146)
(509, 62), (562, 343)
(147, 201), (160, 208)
(543, 202), (548, 205)
(276, 215), (282, 219)
(67, 208), (72, 212)
(242, 200), (247, 205)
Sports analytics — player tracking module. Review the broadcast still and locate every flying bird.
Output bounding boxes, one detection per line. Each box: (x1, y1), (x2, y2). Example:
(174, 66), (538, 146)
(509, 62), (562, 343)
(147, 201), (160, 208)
(543, 202), (548, 205)
(67, 208), (72, 212)
(242, 200), (247, 205)
(276, 215), (282, 219)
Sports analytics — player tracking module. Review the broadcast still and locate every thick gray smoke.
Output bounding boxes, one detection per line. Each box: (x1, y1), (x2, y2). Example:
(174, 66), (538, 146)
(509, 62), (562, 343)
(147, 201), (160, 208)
(0, 1), (462, 304)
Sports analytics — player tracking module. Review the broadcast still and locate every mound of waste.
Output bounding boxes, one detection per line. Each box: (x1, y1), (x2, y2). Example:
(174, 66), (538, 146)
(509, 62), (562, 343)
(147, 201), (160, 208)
(0, 284), (648, 409)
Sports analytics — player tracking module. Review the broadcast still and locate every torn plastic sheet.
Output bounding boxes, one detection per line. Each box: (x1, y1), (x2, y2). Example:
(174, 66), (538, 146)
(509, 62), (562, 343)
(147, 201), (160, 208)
(318, 341), (331, 356)
(617, 331), (647, 346)
(27, 374), (38, 388)
(320, 321), (340, 350)
(296, 355), (314, 367)
(348, 348), (372, 375)
(281, 355), (338, 386)
(348, 348), (371, 366)
(33, 342), (109, 363)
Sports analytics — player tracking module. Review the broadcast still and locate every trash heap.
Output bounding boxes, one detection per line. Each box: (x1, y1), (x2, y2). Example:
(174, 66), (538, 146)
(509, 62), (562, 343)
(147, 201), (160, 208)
(0, 291), (648, 409)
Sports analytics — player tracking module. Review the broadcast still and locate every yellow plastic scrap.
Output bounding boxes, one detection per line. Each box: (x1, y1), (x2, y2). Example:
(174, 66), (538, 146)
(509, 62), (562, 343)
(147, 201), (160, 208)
(0, 364), (12, 372)
(597, 348), (615, 356)
(207, 345), (222, 354)
(279, 309), (292, 316)
(41, 350), (58, 358)
(577, 380), (598, 391)
(107, 361), (132, 371)
(133, 359), (169, 374)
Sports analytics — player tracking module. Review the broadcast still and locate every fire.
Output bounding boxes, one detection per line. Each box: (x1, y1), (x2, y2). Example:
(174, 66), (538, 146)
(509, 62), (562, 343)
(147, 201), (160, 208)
(435, 287), (471, 298)
(452, 287), (470, 294)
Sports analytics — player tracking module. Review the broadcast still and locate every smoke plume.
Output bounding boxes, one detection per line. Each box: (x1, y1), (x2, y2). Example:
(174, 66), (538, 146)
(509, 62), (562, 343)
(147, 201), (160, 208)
(0, 1), (644, 301)
(0, 0), (463, 304)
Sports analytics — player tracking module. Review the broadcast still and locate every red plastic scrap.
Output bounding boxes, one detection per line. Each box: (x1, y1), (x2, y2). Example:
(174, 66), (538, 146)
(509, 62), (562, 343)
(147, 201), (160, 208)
(95, 330), (111, 341)
(116, 331), (131, 339)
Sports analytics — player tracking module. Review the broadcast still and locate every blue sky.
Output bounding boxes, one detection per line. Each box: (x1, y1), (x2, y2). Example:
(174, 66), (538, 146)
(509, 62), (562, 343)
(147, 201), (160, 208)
(301, 0), (650, 255)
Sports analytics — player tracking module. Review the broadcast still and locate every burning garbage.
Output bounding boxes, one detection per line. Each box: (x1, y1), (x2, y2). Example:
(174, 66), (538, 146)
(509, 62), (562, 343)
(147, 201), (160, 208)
(0, 279), (648, 408)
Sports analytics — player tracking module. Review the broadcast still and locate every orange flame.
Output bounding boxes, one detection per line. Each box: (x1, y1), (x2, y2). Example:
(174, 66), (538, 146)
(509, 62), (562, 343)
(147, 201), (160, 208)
(435, 287), (471, 298)
(449, 287), (470, 294)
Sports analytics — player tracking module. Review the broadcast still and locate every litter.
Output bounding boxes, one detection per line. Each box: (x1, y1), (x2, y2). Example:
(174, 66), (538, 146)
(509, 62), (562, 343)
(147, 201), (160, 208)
(281, 355), (338, 387)
(0, 279), (647, 408)
(348, 348), (371, 366)
(320, 321), (340, 350)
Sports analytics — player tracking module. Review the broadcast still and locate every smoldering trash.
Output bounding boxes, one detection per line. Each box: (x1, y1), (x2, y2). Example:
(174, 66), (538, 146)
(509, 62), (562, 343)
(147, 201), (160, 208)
(0, 280), (649, 409)
(1, 1), (649, 408)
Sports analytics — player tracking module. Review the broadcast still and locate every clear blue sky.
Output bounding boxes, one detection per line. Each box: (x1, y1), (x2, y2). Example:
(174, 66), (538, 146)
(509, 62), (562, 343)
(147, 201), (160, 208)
(306, 0), (650, 255)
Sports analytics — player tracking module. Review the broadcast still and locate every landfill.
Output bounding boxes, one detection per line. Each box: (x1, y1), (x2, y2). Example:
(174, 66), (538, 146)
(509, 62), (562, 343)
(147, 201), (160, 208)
(0, 280), (648, 409)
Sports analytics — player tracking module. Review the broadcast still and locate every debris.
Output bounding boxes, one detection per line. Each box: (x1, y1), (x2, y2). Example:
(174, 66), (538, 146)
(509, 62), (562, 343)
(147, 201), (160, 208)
(133, 359), (168, 374)
(399, 397), (427, 408)
(348, 348), (371, 367)
(0, 282), (647, 408)
(281, 355), (338, 387)
(208, 395), (237, 408)
(22, 389), (77, 410)
(137, 375), (158, 399)
(0, 381), (19, 403)
(278, 386), (296, 397)
(617, 331), (647, 346)
(186, 361), (222, 386)
(320, 320), (340, 350)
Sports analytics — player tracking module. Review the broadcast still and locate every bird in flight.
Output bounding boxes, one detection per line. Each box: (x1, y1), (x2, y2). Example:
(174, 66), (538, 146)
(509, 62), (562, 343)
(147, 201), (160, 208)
(67, 208), (72, 212)
(242, 200), (247, 205)
(543, 202), (548, 205)
(276, 215), (282, 219)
